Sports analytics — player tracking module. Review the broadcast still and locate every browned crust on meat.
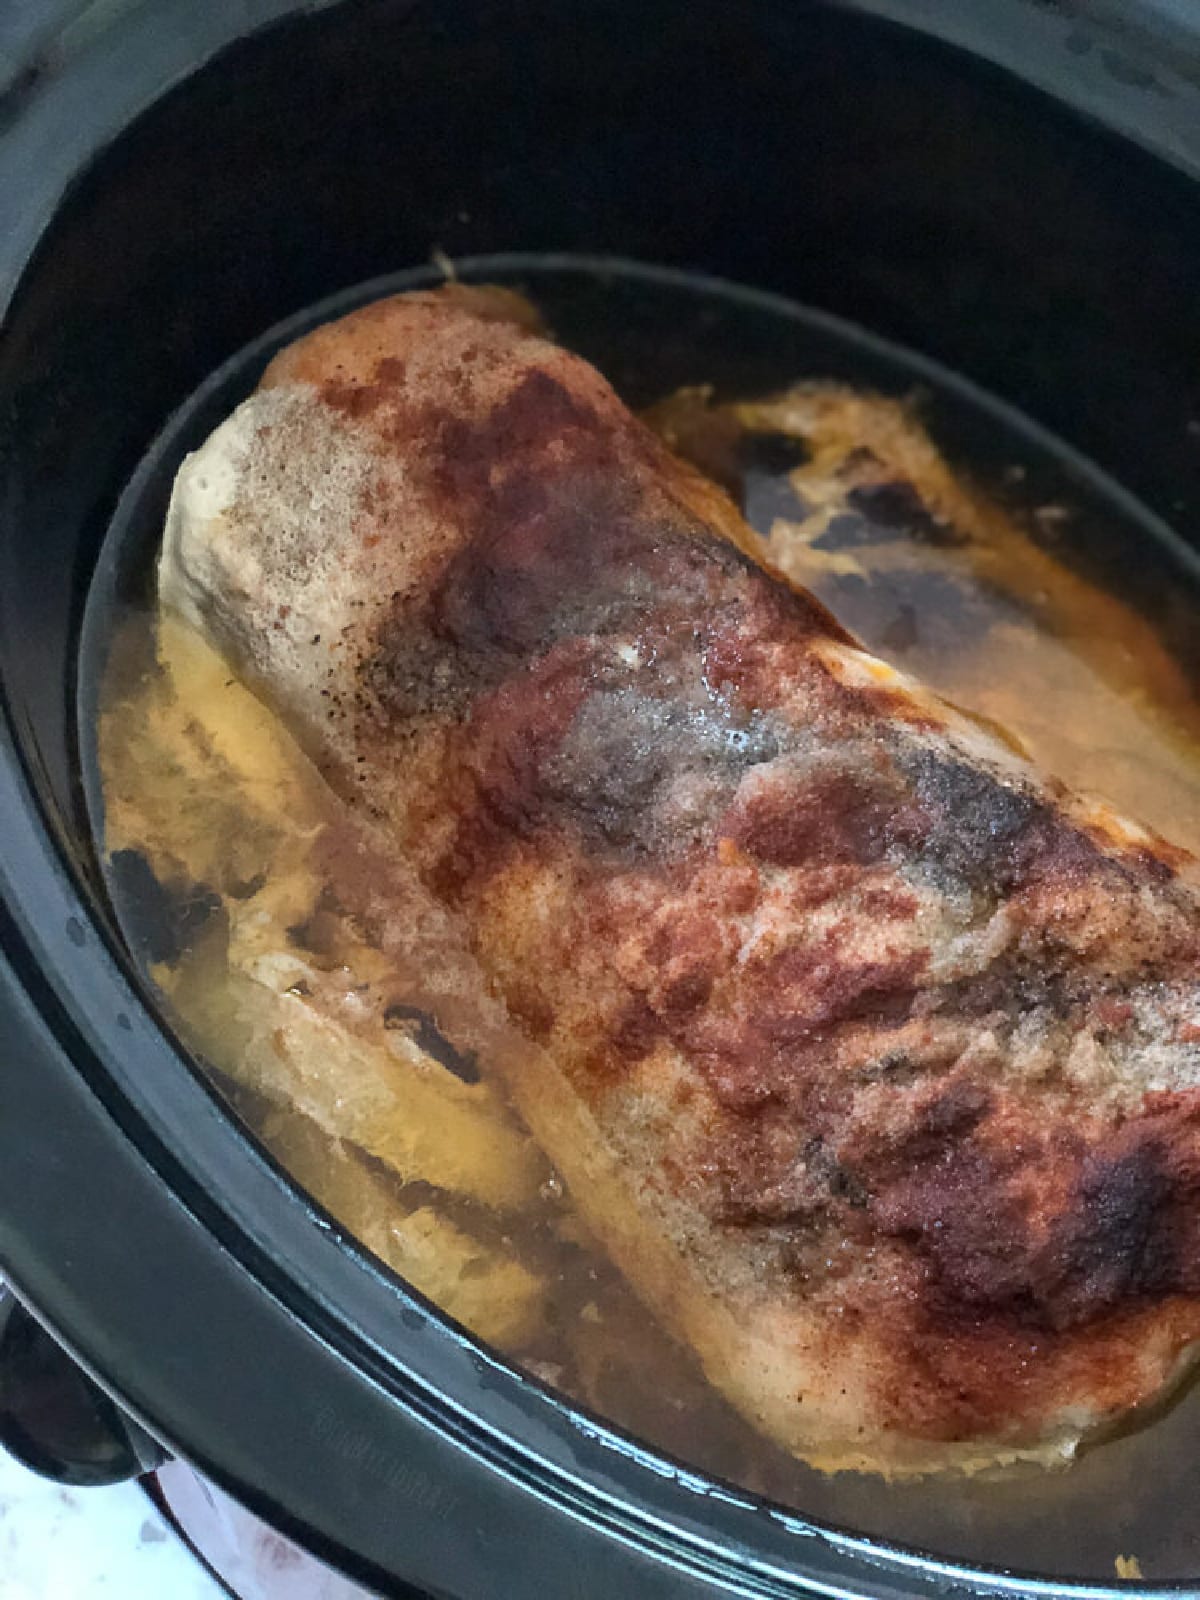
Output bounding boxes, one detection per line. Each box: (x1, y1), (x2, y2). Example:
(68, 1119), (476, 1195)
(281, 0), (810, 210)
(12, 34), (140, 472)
(176, 287), (1200, 1473)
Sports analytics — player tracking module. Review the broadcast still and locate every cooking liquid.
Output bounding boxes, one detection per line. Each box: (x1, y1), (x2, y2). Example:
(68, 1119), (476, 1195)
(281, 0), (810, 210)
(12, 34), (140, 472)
(89, 261), (1200, 1582)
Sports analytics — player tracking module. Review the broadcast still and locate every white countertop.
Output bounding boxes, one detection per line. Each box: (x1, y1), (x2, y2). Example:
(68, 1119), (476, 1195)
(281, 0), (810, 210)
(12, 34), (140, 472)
(0, 1445), (225, 1599)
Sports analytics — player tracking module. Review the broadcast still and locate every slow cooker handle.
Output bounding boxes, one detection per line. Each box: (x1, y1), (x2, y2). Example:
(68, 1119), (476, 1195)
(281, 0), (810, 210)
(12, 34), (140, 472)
(0, 1288), (167, 1485)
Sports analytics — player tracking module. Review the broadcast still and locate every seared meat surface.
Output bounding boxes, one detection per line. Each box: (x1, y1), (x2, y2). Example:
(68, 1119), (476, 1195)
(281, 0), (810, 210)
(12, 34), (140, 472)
(161, 286), (1200, 1474)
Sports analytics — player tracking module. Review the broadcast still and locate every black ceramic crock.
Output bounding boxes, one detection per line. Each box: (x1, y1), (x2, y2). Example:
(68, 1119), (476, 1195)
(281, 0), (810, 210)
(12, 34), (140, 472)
(3, 2), (1200, 1596)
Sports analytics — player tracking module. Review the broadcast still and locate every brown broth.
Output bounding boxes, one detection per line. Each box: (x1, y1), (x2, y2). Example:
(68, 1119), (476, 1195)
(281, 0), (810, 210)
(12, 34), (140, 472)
(95, 342), (1200, 1581)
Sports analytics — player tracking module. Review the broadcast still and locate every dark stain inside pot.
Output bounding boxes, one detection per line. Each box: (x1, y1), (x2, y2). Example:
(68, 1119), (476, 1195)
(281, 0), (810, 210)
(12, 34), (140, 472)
(89, 264), (1200, 1582)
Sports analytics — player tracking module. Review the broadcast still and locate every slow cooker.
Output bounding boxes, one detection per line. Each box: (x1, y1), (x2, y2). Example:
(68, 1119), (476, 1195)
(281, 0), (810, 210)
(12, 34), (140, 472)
(3, 2), (1200, 1595)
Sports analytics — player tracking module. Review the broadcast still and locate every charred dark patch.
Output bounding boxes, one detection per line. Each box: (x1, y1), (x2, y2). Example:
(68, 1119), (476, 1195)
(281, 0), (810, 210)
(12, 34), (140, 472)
(458, 646), (594, 843)
(1035, 1144), (1173, 1329)
(543, 688), (779, 857)
(359, 612), (478, 721)
(900, 749), (1047, 893)
(1038, 1101), (1200, 1322)
(872, 1138), (1043, 1321)
(873, 1095), (1200, 1334)
(421, 373), (756, 678)
(801, 1134), (870, 1209)
(1009, 808), (1109, 892)
(855, 1047), (920, 1085)
(428, 474), (644, 665)
(352, 368), (762, 732)
(927, 959), (1080, 1023)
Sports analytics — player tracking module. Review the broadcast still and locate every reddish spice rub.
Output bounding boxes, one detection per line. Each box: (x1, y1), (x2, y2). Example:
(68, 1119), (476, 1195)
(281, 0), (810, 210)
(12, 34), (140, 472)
(163, 285), (1200, 1473)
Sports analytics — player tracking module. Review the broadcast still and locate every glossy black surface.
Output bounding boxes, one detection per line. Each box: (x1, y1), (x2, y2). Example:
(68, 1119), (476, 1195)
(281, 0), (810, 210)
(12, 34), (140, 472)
(0, 1290), (165, 1486)
(2, 2), (1200, 1596)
